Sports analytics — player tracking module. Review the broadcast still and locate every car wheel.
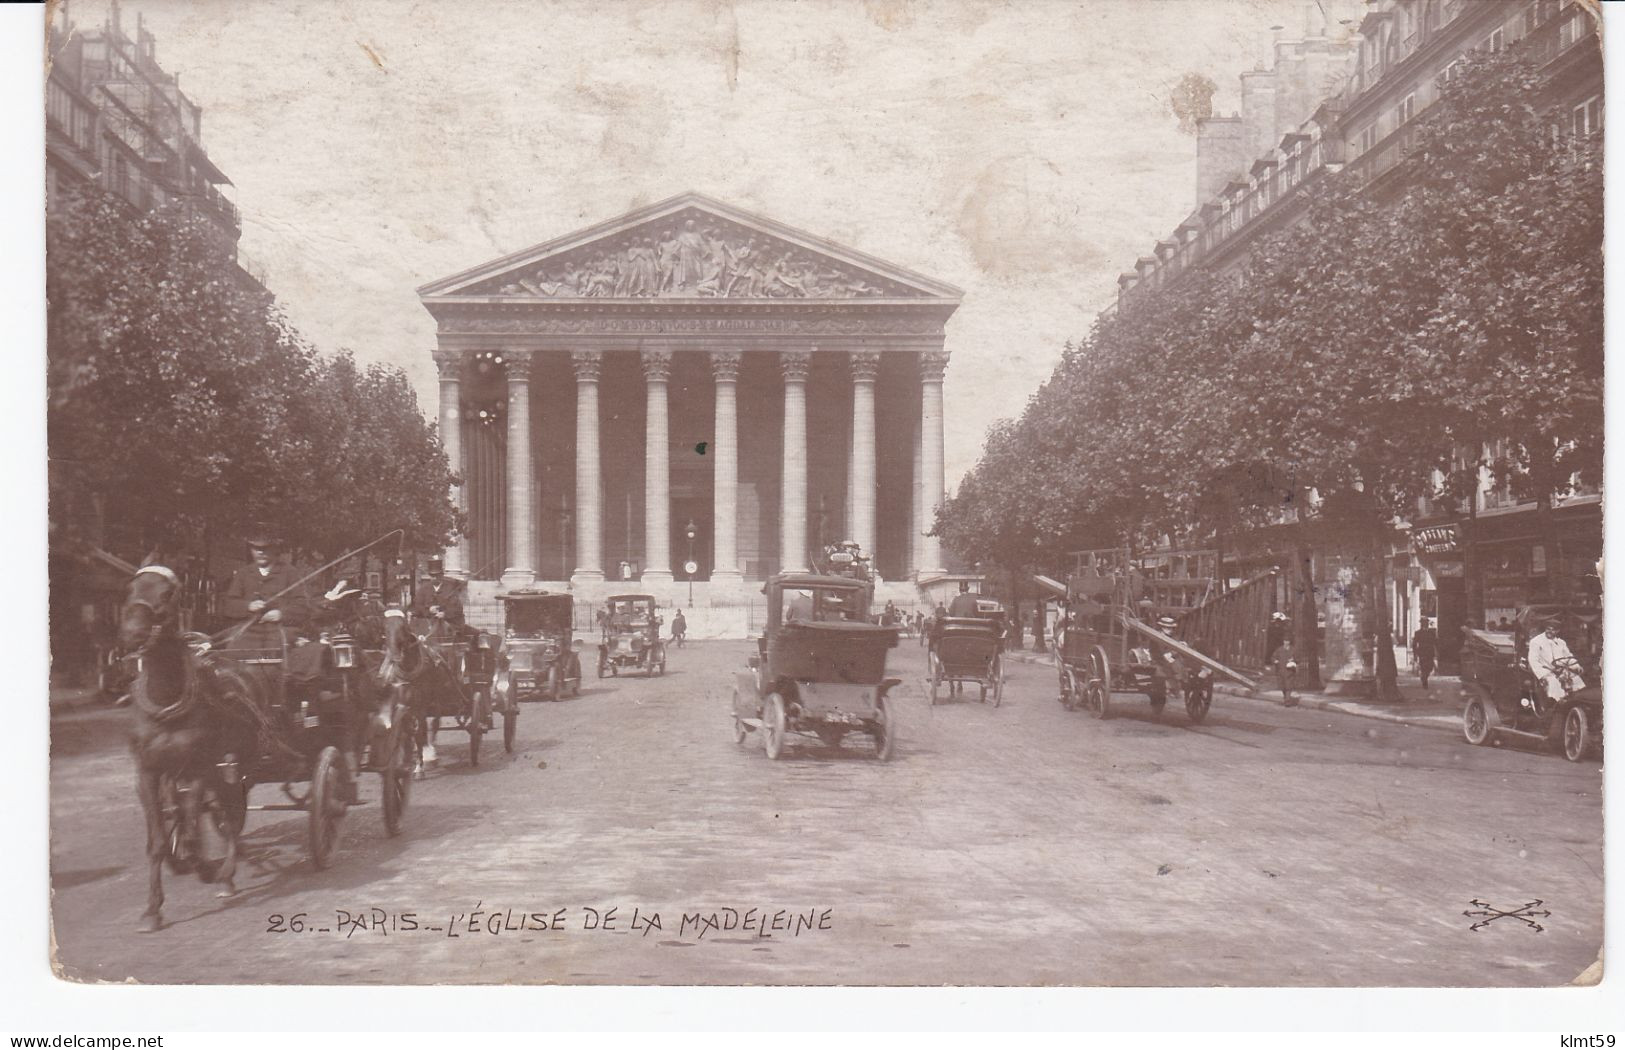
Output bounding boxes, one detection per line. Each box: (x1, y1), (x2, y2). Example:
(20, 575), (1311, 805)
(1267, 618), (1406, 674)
(1562, 705), (1591, 763)
(763, 692), (787, 760)
(872, 696), (895, 761)
(1462, 695), (1493, 746)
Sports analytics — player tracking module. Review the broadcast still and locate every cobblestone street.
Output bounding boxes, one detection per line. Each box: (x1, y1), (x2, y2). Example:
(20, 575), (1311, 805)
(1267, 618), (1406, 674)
(50, 640), (1603, 986)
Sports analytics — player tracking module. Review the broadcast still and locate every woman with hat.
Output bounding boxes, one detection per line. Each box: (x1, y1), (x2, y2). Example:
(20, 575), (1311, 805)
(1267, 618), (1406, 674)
(219, 530), (311, 650)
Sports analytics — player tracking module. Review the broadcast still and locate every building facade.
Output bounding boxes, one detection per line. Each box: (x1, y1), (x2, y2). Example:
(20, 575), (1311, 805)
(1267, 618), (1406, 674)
(1108, 0), (1602, 681)
(418, 194), (962, 612)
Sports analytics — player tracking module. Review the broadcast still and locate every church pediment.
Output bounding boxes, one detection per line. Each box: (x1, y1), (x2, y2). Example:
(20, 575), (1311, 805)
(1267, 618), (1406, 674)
(419, 193), (962, 303)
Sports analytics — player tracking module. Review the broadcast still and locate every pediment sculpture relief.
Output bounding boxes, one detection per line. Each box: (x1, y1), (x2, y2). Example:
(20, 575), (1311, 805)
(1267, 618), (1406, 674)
(488, 213), (909, 299)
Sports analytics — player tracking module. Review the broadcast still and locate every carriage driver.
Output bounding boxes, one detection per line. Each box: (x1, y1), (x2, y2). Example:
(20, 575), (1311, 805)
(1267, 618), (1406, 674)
(220, 531), (311, 650)
(411, 557), (467, 643)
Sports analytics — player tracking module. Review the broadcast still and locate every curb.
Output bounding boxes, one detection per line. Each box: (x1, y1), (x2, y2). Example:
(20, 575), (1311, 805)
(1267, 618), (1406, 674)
(1004, 648), (1463, 736)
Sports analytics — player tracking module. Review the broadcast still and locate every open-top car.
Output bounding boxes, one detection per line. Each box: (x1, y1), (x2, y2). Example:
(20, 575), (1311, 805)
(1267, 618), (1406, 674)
(1459, 604), (1601, 762)
(731, 573), (900, 761)
(598, 593), (665, 677)
(493, 591), (582, 704)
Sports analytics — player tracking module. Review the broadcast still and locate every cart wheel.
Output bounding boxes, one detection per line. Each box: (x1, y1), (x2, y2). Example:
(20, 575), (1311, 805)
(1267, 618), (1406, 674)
(763, 692), (787, 760)
(872, 696), (895, 762)
(308, 745), (347, 871)
(1562, 705), (1591, 762)
(1087, 647), (1112, 720)
(381, 711), (415, 837)
(991, 657), (1004, 708)
(1184, 679), (1212, 725)
(503, 702), (517, 753)
(468, 690), (488, 767)
(1462, 695), (1493, 746)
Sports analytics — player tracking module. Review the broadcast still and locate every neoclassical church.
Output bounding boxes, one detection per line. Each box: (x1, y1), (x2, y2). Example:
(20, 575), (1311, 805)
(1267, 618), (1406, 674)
(417, 193), (962, 616)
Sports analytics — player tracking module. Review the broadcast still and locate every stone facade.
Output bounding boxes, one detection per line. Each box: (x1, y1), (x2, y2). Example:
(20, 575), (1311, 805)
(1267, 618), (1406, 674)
(418, 193), (962, 609)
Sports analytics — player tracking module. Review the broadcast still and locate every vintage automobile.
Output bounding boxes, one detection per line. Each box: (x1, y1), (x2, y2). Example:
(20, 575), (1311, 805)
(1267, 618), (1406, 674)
(928, 599), (1006, 706)
(598, 593), (666, 677)
(1459, 604), (1602, 762)
(492, 591), (582, 703)
(731, 573), (901, 761)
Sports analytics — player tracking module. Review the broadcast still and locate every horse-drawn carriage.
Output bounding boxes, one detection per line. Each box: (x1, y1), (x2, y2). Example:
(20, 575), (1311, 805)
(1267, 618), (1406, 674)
(210, 627), (418, 867)
(731, 573), (901, 760)
(598, 593), (666, 677)
(928, 599), (1006, 706)
(401, 612), (514, 765)
(1051, 548), (1250, 724)
(493, 590), (582, 702)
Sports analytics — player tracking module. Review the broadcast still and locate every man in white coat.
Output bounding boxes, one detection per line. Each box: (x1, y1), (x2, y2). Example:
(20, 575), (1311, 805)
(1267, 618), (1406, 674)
(1528, 620), (1586, 702)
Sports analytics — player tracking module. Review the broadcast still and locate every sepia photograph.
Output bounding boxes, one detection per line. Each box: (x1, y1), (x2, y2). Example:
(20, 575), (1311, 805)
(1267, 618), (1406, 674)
(27, 0), (1611, 1004)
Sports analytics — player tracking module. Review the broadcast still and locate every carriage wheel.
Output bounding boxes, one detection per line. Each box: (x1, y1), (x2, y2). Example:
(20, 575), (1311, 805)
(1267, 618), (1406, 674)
(872, 696), (895, 762)
(1562, 705), (1591, 763)
(468, 690), (488, 766)
(929, 658), (942, 706)
(1086, 647), (1112, 720)
(381, 711), (416, 837)
(1185, 678), (1212, 725)
(193, 780), (240, 886)
(308, 746), (347, 871)
(763, 692), (788, 760)
(991, 656), (1004, 708)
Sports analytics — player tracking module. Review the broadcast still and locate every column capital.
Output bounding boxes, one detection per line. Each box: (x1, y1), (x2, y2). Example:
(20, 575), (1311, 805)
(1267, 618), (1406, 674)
(641, 347), (673, 382)
(432, 349), (463, 379)
(919, 349), (950, 383)
(500, 349), (534, 380)
(709, 350), (743, 382)
(780, 349), (812, 383)
(849, 350), (882, 383)
(570, 350), (603, 383)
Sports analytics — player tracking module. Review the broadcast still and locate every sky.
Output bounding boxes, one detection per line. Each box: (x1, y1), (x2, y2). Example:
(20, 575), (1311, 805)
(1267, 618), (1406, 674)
(63, 0), (1363, 486)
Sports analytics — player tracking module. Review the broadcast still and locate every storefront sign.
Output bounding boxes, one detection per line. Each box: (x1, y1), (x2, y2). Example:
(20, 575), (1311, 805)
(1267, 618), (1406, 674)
(1413, 524), (1461, 554)
(1431, 560), (1464, 578)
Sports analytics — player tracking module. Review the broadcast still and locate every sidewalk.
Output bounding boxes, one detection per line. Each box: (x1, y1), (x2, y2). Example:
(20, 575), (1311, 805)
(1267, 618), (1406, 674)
(1004, 647), (1464, 735)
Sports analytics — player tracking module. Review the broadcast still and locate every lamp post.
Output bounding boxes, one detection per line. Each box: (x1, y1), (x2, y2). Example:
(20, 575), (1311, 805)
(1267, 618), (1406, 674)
(684, 519), (697, 606)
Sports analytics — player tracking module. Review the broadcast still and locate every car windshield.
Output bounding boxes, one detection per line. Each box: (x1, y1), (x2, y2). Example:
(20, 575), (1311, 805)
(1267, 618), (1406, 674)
(506, 602), (567, 637)
(781, 587), (867, 624)
(607, 600), (654, 624)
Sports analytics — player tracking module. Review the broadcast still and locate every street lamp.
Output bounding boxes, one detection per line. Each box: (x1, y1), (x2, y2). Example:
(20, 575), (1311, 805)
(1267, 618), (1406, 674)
(684, 519), (697, 606)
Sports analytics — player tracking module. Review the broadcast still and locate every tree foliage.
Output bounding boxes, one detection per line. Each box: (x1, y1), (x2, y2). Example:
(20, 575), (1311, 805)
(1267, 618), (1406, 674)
(937, 47), (1602, 681)
(48, 183), (463, 565)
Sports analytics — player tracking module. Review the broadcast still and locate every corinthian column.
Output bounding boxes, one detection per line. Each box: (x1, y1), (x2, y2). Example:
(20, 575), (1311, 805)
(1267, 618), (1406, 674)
(570, 351), (604, 585)
(849, 351), (881, 569)
(500, 351), (536, 589)
(780, 350), (812, 573)
(917, 349), (949, 578)
(433, 351), (469, 580)
(641, 348), (674, 585)
(710, 351), (743, 586)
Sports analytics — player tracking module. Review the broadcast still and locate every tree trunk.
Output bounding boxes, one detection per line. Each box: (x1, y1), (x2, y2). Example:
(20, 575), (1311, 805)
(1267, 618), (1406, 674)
(1371, 524), (1400, 701)
(1292, 537), (1323, 691)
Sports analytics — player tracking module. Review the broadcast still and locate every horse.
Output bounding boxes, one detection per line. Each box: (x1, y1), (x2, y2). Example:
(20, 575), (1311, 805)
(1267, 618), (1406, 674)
(121, 565), (258, 932)
(378, 608), (467, 776)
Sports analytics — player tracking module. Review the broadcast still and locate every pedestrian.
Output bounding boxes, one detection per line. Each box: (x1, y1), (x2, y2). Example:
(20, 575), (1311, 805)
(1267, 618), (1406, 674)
(1267, 612), (1298, 707)
(1032, 604), (1046, 652)
(1410, 617), (1438, 690)
(672, 609), (687, 648)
